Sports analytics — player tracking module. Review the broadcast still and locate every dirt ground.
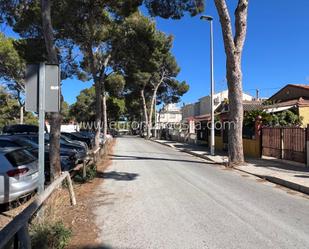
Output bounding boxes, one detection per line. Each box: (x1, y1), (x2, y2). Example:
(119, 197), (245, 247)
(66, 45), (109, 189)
(57, 140), (115, 249)
(0, 139), (115, 249)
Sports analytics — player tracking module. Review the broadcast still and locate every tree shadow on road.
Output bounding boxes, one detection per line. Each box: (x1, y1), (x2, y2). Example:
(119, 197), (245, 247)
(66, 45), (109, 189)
(110, 154), (207, 165)
(96, 170), (139, 181)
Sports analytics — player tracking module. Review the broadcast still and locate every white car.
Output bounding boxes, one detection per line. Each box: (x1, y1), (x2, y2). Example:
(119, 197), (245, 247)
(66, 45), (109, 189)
(0, 148), (39, 204)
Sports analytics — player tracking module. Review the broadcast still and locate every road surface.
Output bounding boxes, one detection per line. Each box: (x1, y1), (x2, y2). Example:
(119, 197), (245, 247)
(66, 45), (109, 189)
(94, 136), (309, 249)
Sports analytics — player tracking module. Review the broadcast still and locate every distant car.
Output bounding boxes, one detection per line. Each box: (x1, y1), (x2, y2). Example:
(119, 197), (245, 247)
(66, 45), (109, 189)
(0, 148), (39, 204)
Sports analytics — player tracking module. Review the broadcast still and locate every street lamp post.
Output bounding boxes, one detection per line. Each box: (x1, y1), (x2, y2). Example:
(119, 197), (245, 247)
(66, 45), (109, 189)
(154, 94), (157, 138)
(201, 15), (215, 156)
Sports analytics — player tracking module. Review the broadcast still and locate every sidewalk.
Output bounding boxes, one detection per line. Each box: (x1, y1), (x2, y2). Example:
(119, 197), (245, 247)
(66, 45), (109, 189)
(152, 139), (309, 195)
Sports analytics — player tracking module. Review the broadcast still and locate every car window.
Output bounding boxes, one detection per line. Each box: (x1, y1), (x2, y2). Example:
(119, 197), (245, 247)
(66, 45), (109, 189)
(0, 140), (18, 147)
(5, 149), (37, 167)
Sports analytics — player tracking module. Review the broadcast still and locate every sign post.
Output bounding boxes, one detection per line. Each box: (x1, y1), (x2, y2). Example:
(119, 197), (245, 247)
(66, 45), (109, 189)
(25, 63), (60, 194)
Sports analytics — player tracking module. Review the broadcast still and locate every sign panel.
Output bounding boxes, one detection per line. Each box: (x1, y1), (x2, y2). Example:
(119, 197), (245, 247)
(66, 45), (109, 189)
(25, 64), (39, 112)
(25, 64), (60, 112)
(45, 64), (60, 112)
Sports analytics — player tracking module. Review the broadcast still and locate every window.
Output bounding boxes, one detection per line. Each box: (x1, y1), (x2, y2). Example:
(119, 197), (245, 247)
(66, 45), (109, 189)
(5, 149), (37, 167)
(0, 140), (18, 147)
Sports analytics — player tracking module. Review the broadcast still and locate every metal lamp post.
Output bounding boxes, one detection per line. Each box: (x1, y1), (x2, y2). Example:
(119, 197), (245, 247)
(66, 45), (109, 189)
(200, 15), (215, 156)
(154, 94), (157, 138)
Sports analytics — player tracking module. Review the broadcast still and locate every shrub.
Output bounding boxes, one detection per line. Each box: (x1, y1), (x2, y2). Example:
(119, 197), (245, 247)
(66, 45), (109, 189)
(30, 221), (71, 249)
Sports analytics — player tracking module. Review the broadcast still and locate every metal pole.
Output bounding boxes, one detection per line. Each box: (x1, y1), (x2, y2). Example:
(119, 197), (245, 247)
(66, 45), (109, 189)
(38, 63), (46, 193)
(154, 94), (157, 138)
(210, 19), (215, 156)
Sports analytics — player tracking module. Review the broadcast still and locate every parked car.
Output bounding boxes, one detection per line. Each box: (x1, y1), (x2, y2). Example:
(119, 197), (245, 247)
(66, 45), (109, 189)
(0, 147), (39, 204)
(61, 132), (94, 149)
(79, 131), (106, 145)
(22, 134), (88, 163)
(60, 134), (88, 151)
(2, 124), (39, 134)
(0, 136), (77, 170)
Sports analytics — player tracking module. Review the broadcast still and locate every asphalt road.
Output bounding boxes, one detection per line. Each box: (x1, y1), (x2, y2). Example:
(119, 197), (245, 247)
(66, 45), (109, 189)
(94, 136), (309, 249)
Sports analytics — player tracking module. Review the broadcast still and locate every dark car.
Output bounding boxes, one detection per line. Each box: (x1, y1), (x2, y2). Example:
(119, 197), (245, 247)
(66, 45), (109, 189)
(61, 132), (94, 149)
(14, 134), (88, 163)
(2, 124), (39, 134)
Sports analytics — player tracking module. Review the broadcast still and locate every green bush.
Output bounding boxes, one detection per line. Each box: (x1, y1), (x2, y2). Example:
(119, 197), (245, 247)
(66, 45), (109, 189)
(30, 221), (71, 249)
(73, 164), (97, 183)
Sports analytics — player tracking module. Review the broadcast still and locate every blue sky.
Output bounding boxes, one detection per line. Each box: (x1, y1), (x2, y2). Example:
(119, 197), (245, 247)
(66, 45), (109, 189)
(2, 0), (309, 105)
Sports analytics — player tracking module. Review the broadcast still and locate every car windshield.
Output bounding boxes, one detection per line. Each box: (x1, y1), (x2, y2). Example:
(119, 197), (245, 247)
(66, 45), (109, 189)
(5, 149), (37, 167)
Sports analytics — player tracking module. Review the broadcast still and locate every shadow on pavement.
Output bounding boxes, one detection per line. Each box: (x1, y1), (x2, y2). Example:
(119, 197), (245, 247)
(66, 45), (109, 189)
(97, 171), (139, 181)
(294, 174), (309, 178)
(110, 154), (207, 164)
(249, 159), (309, 173)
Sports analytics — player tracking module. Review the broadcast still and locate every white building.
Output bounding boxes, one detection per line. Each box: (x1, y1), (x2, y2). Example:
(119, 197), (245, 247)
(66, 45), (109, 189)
(182, 90), (253, 121)
(156, 104), (182, 124)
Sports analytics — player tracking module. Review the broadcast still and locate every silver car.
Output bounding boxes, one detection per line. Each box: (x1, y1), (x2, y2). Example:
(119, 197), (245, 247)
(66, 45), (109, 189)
(0, 148), (39, 204)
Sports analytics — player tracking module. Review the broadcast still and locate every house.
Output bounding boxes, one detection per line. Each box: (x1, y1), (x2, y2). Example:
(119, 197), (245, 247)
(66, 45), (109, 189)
(181, 90), (254, 143)
(215, 84), (309, 158)
(182, 90), (253, 122)
(266, 84), (309, 126)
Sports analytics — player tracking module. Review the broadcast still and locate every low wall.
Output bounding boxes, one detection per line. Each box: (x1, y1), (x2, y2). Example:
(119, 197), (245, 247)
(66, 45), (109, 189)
(212, 135), (261, 158)
(243, 138), (261, 158)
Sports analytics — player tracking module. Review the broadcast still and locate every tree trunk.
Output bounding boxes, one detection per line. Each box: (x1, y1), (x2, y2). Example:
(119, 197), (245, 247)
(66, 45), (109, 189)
(101, 55), (111, 139)
(214, 0), (249, 166)
(226, 56), (244, 164)
(147, 86), (159, 139)
(102, 86), (107, 138)
(19, 105), (24, 124)
(140, 88), (149, 138)
(94, 80), (102, 149)
(85, 44), (102, 149)
(41, 0), (62, 180)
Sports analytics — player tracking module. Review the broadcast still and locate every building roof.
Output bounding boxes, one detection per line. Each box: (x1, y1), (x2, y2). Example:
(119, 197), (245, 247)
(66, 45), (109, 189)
(269, 84), (309, 102)
(264, 97), (309, 109)
(243, 100), (264, 111)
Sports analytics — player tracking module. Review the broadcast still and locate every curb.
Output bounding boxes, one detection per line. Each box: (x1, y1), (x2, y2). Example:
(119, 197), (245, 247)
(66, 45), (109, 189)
(180, 149), (220, 164)
(150, 139), (309, 195)
(149, 139), (175, 148)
